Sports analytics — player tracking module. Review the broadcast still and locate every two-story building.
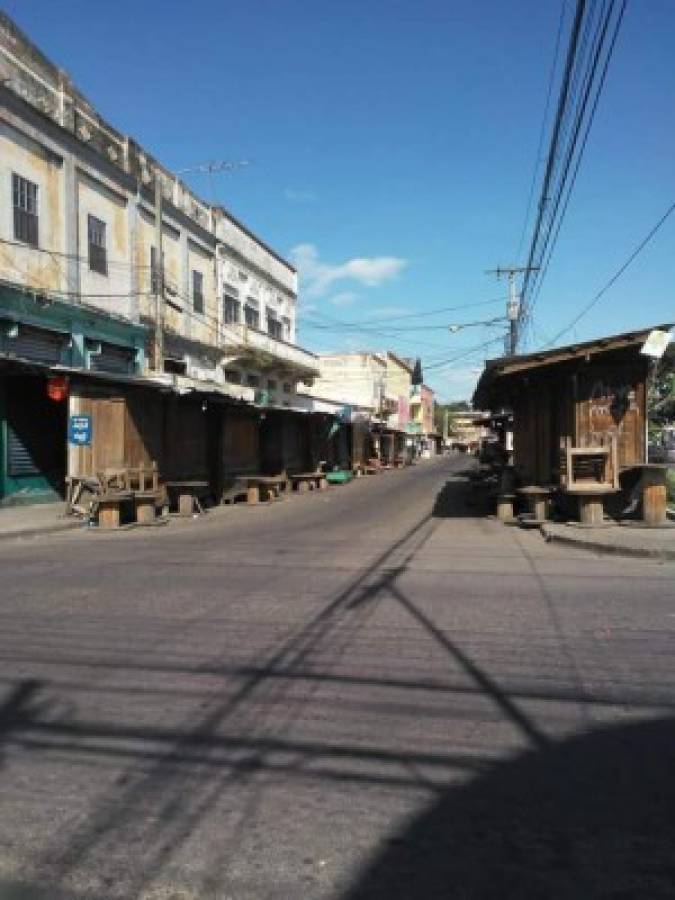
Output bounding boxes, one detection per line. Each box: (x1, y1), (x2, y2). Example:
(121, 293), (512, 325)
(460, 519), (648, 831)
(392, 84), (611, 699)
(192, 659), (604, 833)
(409, 383), (437, 455)
(0, 11), (319, 505)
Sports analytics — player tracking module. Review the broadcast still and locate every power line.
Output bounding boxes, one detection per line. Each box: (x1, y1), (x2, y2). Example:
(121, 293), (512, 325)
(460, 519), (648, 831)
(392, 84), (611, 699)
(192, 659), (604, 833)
(424, 336), (506, 372)
(0, 236), (152, 269)
(520, 0), (588, 301)
(527, 0), (627, 320)
(515, 0), (567, 262)
(544, 199), (675, 347)
(302, 315), (506, 333)
(312, 296), (508, 327)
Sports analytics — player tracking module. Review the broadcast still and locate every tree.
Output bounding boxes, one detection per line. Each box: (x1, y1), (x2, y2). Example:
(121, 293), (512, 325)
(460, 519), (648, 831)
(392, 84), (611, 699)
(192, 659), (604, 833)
(648, 347), (675, 429)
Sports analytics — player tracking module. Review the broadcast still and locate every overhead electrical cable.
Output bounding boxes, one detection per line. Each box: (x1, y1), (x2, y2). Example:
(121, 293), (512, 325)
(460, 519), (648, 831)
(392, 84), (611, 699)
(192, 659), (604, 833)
(526, 0), (627, 323)
(519, 0), (588, 305)
(514, 0), (567, 262)
(517, 0), (628, 350)
(544, 199), (675, 347)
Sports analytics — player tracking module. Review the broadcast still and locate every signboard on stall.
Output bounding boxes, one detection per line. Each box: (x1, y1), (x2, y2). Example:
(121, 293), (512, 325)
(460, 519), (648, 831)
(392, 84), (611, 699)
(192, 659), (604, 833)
(68, 414), (92, 446)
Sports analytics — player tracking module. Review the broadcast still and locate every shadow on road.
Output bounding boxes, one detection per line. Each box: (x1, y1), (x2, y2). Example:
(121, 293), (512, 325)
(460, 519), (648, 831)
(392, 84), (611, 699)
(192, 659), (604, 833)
(432, 469), (492, 518)
(342, 714), (675, 899)
(3, 469), (672, 899)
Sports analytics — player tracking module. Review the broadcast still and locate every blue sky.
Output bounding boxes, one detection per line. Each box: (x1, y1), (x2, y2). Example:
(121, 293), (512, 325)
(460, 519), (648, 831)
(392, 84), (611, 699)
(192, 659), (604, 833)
(7, 0), (674, 401)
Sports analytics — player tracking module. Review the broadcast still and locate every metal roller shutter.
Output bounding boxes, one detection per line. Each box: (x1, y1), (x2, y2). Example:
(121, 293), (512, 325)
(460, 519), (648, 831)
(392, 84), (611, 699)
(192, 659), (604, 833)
(12, 325), (66, 364)
(90, 343), (135, 374)
(7, 422), (40, 476)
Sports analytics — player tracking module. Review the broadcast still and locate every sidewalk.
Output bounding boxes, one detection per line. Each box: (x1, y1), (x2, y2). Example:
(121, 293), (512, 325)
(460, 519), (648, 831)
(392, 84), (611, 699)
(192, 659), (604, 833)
(0, 502), (83, 542)
(541, 520), (675, 561)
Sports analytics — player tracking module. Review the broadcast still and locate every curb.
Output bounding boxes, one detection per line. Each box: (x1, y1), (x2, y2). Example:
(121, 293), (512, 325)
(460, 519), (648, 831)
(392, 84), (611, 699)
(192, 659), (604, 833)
(0, 520), (83, 543)
(540, 525), (675, 561)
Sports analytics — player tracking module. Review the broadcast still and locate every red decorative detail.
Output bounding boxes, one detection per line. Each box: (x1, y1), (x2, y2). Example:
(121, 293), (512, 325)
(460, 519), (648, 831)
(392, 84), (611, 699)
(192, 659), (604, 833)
(46, 375), (68, 402)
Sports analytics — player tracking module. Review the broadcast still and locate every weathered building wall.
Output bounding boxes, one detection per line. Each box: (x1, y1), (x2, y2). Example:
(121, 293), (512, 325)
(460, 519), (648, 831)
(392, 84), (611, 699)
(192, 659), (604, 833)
(307, 353), (386, 411)
(1, 11), (302, 390)
(0, 119), (66, 294)
(385, 353), (412, 429)
(75, 169), (132, 318)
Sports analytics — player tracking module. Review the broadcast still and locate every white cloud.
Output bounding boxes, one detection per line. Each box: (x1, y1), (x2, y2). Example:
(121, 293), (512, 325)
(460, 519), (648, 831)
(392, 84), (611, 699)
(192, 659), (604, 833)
(290, 243), (408, 299)
(329, 291), (358, 307)
(284, 188), (317, 203)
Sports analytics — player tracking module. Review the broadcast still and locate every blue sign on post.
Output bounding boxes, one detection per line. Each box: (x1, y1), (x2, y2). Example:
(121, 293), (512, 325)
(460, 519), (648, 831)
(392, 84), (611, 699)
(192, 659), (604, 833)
(69, 414), (92, 446)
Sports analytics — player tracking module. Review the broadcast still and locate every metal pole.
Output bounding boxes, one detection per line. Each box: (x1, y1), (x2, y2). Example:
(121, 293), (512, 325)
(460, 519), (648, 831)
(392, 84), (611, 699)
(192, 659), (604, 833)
(154, 174), (164, 373)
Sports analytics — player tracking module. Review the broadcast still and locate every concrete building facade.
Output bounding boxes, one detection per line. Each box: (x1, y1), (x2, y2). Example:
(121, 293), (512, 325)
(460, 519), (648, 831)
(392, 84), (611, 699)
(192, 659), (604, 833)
(0, 12), (319, 505)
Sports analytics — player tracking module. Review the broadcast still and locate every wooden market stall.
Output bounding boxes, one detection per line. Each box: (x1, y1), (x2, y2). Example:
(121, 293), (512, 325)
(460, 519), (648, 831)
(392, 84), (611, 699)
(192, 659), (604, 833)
(473, 325), (673, 524)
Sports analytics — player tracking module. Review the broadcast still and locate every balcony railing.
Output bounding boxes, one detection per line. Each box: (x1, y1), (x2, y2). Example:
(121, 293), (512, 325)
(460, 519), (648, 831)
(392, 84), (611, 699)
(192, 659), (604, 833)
(221, 322), (319, 375)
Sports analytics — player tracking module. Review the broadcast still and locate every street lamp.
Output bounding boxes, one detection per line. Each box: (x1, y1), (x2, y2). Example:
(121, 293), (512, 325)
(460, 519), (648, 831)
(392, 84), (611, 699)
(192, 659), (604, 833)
(447, 315), (508, 333)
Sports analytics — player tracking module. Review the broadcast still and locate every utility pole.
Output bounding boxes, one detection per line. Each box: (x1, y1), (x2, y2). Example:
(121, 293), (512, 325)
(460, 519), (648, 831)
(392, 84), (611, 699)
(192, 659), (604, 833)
(485, 265), (539, 355)
(154, 174), (164, 373)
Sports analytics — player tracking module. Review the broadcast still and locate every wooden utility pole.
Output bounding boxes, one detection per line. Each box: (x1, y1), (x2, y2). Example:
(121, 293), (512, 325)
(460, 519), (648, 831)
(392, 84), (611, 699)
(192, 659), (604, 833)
(154, 174), (164, 372)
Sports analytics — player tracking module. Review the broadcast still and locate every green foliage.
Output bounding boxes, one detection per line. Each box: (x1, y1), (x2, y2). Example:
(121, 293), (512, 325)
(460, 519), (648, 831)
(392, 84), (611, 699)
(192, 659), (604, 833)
(667, 469), (675, 504)
(648, 351), (675, 427)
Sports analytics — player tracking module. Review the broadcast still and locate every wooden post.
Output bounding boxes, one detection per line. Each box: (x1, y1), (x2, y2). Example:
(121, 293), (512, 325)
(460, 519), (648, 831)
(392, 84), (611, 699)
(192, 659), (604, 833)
(578, 495), (604, 526)
(643, 480), (667, 525)
(98, 499), (120, 529)
(178, 492), (194, 516)
(496, 494), (515, 522)
(135, 497), (156, 524)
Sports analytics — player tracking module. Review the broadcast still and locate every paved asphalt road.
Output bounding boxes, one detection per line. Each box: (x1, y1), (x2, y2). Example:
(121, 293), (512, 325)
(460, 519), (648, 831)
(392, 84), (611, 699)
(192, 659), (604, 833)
(1, 456), (675, 900)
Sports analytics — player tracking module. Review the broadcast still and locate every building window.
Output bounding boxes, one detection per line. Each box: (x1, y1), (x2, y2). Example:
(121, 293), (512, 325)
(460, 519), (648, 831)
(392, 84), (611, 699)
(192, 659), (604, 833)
(244, 304), (260, 329)
(12, 173), (38, 246)
(246, 373), (260, 387)
(283, 382), (292, 394)
(192, 270), (204, 314)
(282, 317), (291, 341)
(267, 315), (283, 340)
(225, 369), (241, 384)
(267, 379), (277, 390)
(223, 294), (240, 324)
(164, 357), (187, 375)
(87, 215), (107, 275)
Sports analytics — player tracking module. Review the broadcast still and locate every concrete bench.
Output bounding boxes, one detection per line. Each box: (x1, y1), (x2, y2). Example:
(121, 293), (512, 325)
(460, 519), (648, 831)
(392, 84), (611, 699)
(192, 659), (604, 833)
(517, 485), (553, 522)
(496, 493), (517, 522)
(564, 484), (617, 526)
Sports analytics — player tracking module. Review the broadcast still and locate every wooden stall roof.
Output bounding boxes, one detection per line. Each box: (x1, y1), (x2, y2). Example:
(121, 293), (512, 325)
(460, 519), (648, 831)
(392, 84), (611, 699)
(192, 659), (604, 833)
(474, 323), (673, 408)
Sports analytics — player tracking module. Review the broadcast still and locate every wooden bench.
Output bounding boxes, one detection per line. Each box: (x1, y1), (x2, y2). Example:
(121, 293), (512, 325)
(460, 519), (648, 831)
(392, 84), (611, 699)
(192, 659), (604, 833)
(165, 480), (210, 516)
(96, 492), (133, 529)
(239, 475), (287, 504)
(288, 471), (327, 493)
